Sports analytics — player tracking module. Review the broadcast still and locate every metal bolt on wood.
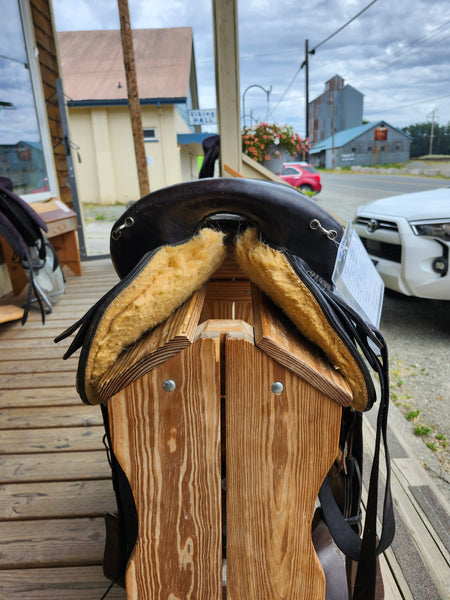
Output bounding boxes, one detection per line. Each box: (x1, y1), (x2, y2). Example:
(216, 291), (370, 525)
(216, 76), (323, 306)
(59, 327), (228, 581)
(271, 381), (284, 394)
(163, 379), (176, 392)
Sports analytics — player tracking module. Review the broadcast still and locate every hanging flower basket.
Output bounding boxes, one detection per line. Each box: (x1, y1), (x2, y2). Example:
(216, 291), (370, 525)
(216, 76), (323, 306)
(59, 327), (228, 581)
(242, 123), (310, 173)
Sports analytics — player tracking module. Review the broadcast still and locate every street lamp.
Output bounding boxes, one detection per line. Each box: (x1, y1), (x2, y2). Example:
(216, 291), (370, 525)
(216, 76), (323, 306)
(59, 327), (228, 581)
(242, 84), (272, 128)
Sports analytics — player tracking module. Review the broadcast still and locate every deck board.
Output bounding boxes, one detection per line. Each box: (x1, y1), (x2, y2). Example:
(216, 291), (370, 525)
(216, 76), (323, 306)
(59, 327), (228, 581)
(0, 517), (105, 568)
(0, 425), (106, 454)
(0, 566), (126, 599)
(0, 405), (102, 428)
(0, 450), (110, 482)
(0, 480), (115, 519)
(0, 261), (119, 597)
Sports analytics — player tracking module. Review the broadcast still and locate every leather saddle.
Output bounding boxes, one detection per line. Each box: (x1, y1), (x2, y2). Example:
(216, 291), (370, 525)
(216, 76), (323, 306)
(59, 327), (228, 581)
(56, 177), (394, 599)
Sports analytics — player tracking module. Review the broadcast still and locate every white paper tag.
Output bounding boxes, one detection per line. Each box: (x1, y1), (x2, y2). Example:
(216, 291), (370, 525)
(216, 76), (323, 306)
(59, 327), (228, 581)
(332, 223), (384, 327)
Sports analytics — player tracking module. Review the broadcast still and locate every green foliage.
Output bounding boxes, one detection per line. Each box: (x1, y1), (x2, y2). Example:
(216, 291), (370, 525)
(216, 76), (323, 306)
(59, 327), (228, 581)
(436, 434), (447, 449)
(406, 410), (420, 421)
(401, 122), (450, 158)
(414, 425), (431, 437)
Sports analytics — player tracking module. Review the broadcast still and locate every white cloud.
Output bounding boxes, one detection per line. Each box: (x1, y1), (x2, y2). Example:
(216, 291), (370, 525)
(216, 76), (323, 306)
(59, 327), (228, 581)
(52, 0), (450, 136)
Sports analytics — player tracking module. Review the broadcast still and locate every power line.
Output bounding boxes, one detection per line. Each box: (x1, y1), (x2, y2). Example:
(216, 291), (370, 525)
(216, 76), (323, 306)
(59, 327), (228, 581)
(377, 19), (450, 67)
(311, 0), (378, 53)
(368, 92), (450, 113)
(268, 65), (302, 118)
(269, 0), (378, 118)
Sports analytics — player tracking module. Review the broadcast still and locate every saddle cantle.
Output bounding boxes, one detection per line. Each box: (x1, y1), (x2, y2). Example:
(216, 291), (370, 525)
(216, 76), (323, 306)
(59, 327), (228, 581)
(56, 178), (394, 599)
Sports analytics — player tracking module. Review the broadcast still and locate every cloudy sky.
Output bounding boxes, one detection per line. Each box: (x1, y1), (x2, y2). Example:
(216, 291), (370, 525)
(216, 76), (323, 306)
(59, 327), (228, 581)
(53, 0), (450, 137)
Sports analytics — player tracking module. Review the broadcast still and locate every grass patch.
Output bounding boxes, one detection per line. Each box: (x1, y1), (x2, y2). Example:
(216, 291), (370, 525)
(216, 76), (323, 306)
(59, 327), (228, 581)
(367, 162), (406, 169)
(414, 425), (431, 437)
(406, 410), (420, 421)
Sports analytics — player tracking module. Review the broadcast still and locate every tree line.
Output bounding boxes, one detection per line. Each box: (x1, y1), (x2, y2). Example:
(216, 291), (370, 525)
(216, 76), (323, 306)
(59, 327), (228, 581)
(401, 122), (450, 157)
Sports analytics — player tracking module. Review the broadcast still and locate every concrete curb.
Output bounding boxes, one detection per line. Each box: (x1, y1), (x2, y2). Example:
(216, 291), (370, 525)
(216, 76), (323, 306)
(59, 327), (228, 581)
(333, 165), (450, 177)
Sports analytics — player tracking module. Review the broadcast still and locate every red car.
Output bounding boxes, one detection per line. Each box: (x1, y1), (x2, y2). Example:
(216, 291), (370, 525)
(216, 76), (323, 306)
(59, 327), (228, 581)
(279, 163), (322, 193)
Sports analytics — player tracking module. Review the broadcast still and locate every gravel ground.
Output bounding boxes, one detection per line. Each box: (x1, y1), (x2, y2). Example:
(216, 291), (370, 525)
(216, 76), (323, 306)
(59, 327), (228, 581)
(317, 171), (450, 490)
(380, 290), (450, 484)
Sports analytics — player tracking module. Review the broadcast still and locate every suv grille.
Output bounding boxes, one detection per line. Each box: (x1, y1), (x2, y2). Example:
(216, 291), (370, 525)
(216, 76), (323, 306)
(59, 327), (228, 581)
(354, 217), (399, 232)
(360, 238), (402, 263)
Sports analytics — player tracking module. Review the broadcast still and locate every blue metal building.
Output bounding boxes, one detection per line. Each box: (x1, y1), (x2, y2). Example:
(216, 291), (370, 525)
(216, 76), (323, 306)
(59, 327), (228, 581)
(309, 121), (411, 168)
(309, 75), (363, 144)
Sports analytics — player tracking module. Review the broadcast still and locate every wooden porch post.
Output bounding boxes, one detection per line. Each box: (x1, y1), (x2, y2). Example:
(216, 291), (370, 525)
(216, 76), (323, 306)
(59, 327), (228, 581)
(212, 0), (242, 176)
(117, 0), (150, 197)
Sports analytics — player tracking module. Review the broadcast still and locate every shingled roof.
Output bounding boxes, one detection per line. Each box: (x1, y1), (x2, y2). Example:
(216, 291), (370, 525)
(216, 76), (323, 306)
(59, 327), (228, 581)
(57, 28), (193, 104)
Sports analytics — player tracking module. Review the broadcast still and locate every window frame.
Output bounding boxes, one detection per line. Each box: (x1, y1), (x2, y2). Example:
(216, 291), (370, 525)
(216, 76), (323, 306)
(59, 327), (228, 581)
(11, 0), (58, 202)
(143, 127), (158, 142)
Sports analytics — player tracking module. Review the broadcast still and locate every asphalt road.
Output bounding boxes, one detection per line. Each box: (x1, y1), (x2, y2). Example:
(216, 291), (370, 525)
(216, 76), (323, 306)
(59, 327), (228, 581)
(316, 171), (450, 491)
(317, 171), (447, 222)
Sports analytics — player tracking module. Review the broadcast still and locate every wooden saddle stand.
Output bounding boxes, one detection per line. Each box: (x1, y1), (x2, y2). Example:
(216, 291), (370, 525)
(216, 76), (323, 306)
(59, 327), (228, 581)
(57, 178), (394, 600)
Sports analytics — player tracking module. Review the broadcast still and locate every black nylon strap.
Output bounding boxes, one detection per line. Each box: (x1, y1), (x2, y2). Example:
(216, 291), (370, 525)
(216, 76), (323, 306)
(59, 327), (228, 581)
(319, 323), (395, 599)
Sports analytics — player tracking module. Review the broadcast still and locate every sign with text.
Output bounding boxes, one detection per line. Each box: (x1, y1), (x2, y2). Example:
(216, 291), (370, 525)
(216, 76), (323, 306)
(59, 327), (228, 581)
(374, 127), (388, 141)
(333, 223), (384, 327)
(188, 109), (217, 125)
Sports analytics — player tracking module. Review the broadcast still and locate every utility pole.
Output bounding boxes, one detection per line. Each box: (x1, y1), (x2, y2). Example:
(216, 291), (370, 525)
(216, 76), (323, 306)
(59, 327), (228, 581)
(305, 39), (309, 141)
(331, 93), (335, 168)
(427, 108), (438, 156)
(117, 0), (150, 197)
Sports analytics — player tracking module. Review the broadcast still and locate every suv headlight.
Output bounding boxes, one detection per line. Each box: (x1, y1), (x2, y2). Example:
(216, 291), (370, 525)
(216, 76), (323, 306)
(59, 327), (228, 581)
(410, 220), (450, 242)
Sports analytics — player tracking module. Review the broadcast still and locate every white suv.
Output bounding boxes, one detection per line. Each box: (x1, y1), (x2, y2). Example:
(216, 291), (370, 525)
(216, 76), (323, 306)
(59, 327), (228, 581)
(353, 188), (450, 300)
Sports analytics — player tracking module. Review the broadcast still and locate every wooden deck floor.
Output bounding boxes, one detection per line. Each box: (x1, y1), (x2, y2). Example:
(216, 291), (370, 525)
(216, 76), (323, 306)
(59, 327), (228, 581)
(0, 259), (448, 599)
(0, 260), (125, 599)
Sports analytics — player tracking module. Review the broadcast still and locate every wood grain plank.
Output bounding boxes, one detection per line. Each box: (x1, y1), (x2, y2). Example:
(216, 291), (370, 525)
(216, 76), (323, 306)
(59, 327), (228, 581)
(0, 387), (80, 408)
(252, 285), (353, 407)
(0, 425), (105, 454)
(0, 327), (70, 340)
(108, 338), (222, 599)
(199, 299), (253, 323)
(0, 372), (76, 389)
(0, 518), (105, 568)
(0, 480), (115, 519)
(226, 335), (341, 600)
(0, 566), (126, 599)
(0, 450), (111, 482)
(0, 346), (74, 361)
(98, 287), (206, 401)
(204, 278), (252, 301)
(0, 358), (76, 374)
(0, 336), (71, 350)
(209, 245), (248, 279)
(0, 405), (102, 429)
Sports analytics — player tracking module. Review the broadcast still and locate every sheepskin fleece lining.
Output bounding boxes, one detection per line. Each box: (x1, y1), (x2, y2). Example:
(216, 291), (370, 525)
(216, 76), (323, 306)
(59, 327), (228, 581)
(85, 228), (226, 403)
(235, 228), (368, 412)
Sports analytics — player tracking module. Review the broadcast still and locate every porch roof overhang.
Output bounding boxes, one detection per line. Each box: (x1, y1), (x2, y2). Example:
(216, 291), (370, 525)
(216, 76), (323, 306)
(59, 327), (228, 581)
(67, 97), (187, 108)
(177, 133), (213, 146)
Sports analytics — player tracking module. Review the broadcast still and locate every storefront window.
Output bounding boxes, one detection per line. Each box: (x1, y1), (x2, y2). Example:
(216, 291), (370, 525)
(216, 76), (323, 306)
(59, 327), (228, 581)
(0, 0), (53, 199)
